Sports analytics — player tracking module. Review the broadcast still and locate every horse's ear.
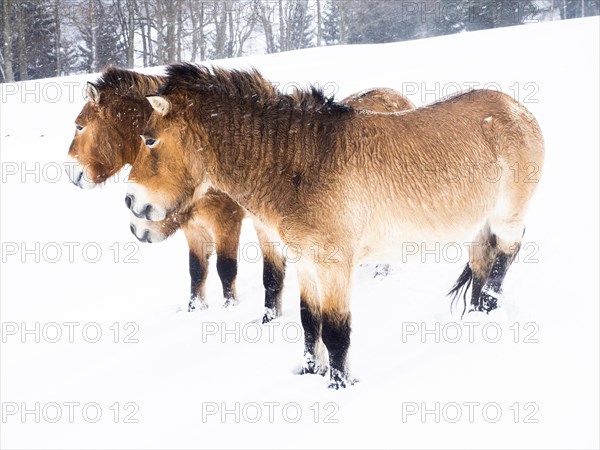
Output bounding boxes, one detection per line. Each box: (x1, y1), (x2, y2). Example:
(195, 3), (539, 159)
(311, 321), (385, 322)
(147, 96), (171, 116)
(86, 82), (100, 104)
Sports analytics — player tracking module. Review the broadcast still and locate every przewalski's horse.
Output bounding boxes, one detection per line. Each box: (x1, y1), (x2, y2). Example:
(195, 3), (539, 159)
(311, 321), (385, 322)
(64, 67), (273, 314)
(126, 64), (544, 388)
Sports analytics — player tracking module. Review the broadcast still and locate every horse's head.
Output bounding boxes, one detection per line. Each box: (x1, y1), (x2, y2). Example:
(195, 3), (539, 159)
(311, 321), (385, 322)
(126, 92), (211, 223)
(65, 68), (162, 189)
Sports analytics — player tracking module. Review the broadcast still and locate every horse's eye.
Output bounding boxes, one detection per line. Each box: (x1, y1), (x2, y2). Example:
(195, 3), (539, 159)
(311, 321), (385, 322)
(145, 138), (158, 147)
(76, 125), (84, 132)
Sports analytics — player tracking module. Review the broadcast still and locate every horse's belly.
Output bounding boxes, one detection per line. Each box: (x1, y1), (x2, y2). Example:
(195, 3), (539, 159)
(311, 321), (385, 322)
(358, 221), (484, 264)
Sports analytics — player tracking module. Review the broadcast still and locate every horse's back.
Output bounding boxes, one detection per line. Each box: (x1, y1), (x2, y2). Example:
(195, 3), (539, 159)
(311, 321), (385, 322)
(316, 89), (544, 256)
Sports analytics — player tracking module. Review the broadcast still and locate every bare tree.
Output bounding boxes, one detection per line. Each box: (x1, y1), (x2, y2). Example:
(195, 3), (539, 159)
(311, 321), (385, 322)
(1, 0), (15, 82)
(16, 0), (27, 80)
(127, 0), (135, 66)
(139, 0), (154, 66)
(278, 0), (285, 51)
(176, 5), (183, 61)
(165, 0), (177, 63)
(316, 0), (322, 46)
(338, 0), (347, 44)
(253, 0), (277, 53)
(230, 0), (256, 57)
(90, 0), (98, 69)
(156, 0), (165, 64)
(54, 0), (61, 76)
(188, 0), (203, 61)
(114, 0), (135, 67)
(0, 51), (6, 82)
(213, 1), (228, 58)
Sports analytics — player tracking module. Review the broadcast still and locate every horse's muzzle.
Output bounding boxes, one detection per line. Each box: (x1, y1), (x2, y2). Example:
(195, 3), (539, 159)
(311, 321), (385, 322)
(129, 222), (152, 243)
(126, 194), (155, 221)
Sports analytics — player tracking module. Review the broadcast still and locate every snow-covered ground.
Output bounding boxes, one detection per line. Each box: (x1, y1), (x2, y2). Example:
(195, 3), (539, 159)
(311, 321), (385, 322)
(1, 17), (598, 450)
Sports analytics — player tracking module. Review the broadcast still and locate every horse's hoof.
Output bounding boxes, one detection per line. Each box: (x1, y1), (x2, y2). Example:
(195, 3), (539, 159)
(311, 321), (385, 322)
(328, 368), (357, 389)
(294, 364), (328, 376)
(261, 307), (280, 324)
(262, 314), (274, 324)
(188, 297), (208, 312)
(223, 297), (239, 308)
(294, 352), (328, 376)
(478, 288), (503, 313)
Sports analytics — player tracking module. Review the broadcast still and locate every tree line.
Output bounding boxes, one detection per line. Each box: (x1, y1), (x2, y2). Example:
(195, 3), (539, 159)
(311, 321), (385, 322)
(1, 0), (598, 82)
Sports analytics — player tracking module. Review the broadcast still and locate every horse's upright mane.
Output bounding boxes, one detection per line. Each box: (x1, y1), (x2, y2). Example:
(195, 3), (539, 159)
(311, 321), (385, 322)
(95, 66), (165, 98)
(160, 63), (352, 114)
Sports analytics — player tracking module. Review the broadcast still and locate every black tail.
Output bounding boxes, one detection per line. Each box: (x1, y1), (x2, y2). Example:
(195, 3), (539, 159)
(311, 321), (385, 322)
(447, 263), (473, 319)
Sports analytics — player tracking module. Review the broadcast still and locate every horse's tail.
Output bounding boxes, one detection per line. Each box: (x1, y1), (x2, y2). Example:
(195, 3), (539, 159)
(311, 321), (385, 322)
(447, 263), (473, 319)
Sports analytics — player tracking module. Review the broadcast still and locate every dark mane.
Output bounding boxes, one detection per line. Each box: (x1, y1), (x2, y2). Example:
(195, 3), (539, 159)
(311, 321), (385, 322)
(94, 66), (165, 98)
(160, 63), (352, 114)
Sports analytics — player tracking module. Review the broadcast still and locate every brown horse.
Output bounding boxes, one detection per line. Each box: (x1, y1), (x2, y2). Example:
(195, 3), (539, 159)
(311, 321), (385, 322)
(125, 64), (544, 388)
(65, 66), (414, 319)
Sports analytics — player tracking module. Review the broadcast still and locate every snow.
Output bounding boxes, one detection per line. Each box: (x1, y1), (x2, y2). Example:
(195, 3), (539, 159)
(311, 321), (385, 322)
(1, 17), (599, 449)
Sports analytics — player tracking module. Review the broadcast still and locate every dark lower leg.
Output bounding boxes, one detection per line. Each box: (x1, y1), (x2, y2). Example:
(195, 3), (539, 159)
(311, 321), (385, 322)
(478, 248), (519, 312)
(216, 253), (238, 306)
(322, 312), (353, 389)
(300, 296), (324, 374)
(262, 256), (286, 323)
(470, 276), (485, 311)
(189, 250), (209, 311)
(469, 229), (497, 311)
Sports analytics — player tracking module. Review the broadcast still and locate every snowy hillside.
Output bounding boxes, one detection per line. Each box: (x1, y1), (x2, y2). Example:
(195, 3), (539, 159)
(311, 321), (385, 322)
(1, 17), (598, 449)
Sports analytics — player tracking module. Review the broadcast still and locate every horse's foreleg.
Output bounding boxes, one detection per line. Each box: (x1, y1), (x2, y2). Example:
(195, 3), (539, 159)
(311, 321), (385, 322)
(183, 224), (214, 311)
(322, 309), (353, 389)
(261, 253), (286, 323)
(215, 221), (242, 308)
(188, 249), (210, 311)
(216, 253), (238, 307)
(254, 221), (286, 323)
(320, 265), (356, 389)
(296, 267), (327, 376)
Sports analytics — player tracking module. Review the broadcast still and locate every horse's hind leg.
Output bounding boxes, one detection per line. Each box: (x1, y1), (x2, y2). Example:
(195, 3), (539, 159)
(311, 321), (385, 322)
(469, 224), (497, 311)
(478, 238), (522, 312)
(478, 216), (525, 313)
(448, 224), (496, 315)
